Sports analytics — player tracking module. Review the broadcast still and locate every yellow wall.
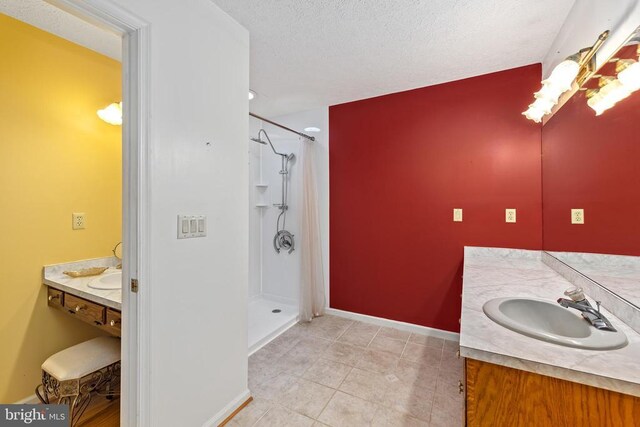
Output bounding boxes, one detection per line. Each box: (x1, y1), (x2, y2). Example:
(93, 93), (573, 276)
(0, 14), (122, 402)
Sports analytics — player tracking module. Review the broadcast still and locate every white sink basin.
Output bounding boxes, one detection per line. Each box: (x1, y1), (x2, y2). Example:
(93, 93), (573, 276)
(88, 271), (122, 290)
(483, 297), (627, 350)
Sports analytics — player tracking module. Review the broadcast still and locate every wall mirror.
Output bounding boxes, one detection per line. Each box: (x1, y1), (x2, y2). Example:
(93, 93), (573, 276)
(542, 26), (640, 310)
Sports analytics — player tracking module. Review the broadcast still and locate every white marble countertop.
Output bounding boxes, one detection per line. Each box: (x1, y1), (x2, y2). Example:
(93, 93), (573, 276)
(460, 247), (640, 397)
(43, 257), (122, 310)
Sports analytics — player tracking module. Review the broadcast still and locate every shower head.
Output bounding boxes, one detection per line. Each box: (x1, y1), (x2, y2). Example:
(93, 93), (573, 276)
(251, 137), (266, 145)
(286, 153), (295, 161)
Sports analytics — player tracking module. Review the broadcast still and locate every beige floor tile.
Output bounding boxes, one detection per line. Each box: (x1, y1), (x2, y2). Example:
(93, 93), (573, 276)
(277, 349), (318, 376)
(409, 334), (445, 350)
(337, 322), (380, 347)
(439, 352), (463, 376)
(227, 397), (273, 427)
(322, 342), (364, 366)
(377, 327), (411, 342)
(443, 339), (459, 353)
(433, 374), (464, 414)
(338, 368), (390, 403)
(383, 381), (434, 421)
(254, 405), (315, 427)
(278, 378), (336, 419)
(429, 403), (463, 427)
(393, 359), (439, 391)
(251, 372), (299, 401)
(290, 336), (333, 358)
(368, 335), (407, 356)
(402, 343), (442, 367)
(356, 349), (400, 374)
(317, 391), (377, 427)
(303, 359), (352, 389)
(371, 405), (429, 427)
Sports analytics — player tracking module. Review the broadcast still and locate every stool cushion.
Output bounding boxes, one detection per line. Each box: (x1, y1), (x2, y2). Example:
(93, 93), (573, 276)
(42, 337), (121, 381)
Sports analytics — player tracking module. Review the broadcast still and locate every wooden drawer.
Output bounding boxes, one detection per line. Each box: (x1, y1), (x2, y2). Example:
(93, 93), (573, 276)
(47, 288), (64, 308)
(105, 309), (121, 335)
(64, 294), (105, 326)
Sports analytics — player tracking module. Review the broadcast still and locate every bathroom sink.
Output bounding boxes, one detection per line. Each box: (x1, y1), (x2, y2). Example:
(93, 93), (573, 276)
(88, 271), (122, 290)
(483, 297), (627, 350)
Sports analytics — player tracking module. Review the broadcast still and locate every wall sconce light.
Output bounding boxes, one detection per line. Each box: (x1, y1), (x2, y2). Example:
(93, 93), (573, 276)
(97, 102), (122, 125)
(523, 31), (609, 123)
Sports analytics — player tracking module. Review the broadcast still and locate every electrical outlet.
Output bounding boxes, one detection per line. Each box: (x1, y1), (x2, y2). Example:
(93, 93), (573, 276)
(571, 209), (584, 224)
(505, 209), (517, 223)
(72, 212), (86, 230)
(453, 208), (463, 222)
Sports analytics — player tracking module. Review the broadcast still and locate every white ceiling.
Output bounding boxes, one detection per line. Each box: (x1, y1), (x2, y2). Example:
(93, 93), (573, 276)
(213, 0), (576, 117)
(0, 0), (121, 61)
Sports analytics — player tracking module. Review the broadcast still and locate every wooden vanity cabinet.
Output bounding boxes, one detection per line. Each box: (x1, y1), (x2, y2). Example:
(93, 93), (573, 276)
(46, 286), (121, 337)
(465, 358), (640, 427)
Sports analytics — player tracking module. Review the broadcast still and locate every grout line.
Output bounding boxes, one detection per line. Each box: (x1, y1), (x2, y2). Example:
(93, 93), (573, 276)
(400, 334), (411, 359)
(365, 326), (382, 348)
(315, 388), (338, 423)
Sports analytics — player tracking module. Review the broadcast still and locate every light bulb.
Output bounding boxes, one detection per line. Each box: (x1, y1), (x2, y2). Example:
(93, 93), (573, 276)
(534, 82), (565, 102)
(531, 97), (556, 114)
(522, 107), (544, 123)
(97, 102), (122, 125)
(543, 59), (580, 92)
(618, 61), (640, 91)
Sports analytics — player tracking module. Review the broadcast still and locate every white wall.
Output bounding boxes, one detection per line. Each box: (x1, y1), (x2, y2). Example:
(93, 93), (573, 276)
(543, 0), (640, 78)
(108, 1), (249, 426)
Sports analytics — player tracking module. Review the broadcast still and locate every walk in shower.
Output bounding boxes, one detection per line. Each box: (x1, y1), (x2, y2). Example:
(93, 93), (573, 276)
(248, 111), (327, 353)
(249, 116), (301, 352)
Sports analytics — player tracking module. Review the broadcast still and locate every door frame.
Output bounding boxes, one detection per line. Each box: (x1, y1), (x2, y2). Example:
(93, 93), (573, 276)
(47, 1), (151, 425)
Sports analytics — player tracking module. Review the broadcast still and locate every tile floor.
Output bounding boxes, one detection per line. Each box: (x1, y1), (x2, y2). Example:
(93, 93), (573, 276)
(232, 315), (464, 426)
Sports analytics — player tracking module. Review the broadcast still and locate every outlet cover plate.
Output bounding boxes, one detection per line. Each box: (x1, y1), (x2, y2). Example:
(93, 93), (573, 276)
(505, 209), (516, 223)
(453, 208), (463, 222)
(72, 212), (86, 230)
(571, 209), (585, 224)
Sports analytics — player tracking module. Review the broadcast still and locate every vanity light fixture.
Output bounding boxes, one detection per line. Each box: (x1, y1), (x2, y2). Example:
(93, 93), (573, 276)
(523, 31), (609, 123)
(249, 90), (256, 100)
(587, 55), (640, 116)
(97, 102), (122, 126)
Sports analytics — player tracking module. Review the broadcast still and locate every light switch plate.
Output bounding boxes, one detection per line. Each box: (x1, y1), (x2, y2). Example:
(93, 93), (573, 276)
(571, 209), (584, 224)
(505, 209), (516, 223)
(453, 208), (463, 222)
(72, 213), (86, 230)
(178, 215), (207, 238)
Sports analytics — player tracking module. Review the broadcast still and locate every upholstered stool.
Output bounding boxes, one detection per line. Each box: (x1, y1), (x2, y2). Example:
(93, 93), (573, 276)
(35, 337), (121, 426)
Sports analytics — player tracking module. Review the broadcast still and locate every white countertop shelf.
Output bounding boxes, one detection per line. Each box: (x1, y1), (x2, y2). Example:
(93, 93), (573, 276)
(43, 257), (122, 310)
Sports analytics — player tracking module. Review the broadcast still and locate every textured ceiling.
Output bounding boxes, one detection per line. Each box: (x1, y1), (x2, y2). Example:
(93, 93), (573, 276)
(0, 0), (121, 61)
(213, 0), (575, 117)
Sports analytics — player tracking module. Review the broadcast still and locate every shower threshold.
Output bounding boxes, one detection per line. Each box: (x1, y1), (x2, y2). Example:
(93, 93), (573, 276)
(248, 296), (298, 354)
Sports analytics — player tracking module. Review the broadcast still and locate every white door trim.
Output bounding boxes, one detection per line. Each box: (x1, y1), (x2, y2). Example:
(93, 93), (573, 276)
(46, 1), (151, 425)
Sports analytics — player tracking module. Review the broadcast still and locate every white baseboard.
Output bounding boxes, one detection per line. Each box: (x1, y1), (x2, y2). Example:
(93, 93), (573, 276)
(325, 308), (460, 341)
(14, 394), (40, 404)
(202, 389), (251, 427)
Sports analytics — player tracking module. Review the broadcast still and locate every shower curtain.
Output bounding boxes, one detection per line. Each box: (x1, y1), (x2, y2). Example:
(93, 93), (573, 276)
(299, 137), (326, 322)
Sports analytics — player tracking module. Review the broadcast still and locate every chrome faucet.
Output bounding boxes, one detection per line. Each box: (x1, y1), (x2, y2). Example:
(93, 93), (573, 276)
(557, 287), (616, 332)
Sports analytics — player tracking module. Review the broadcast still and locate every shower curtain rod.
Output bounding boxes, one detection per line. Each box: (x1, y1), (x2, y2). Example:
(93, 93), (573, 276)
(249, 112), (316, 142)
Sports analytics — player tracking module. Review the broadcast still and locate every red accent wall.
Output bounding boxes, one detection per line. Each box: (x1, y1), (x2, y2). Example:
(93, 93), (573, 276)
(329, 64), (543, 332)
(542, 88), (640, 256)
